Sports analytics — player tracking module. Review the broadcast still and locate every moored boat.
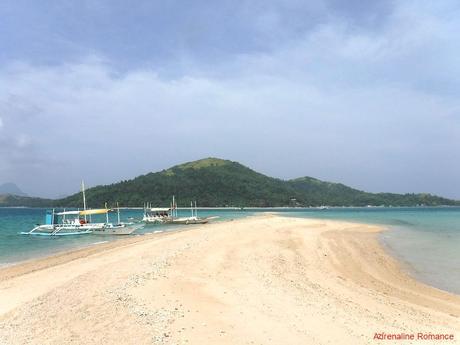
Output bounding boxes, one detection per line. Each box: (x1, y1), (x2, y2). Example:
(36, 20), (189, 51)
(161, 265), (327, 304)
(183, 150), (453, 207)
(170, 216), (209, 225)
(91, 223), (143, 235)
(22, 183), (142, 236)
(143, 205), (173, 224)
(91, 203), (143, 235)
(21, 209), (107, 236)
(170, 199), (215, 225)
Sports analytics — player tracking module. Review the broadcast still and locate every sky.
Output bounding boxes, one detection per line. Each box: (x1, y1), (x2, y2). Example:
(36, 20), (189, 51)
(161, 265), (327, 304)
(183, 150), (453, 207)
(1, 0), (460, 198)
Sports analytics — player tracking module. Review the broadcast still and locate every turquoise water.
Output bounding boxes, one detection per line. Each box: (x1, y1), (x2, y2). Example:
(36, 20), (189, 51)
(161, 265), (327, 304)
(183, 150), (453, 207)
(277, 207), (460, 295)
(1, 207), (459, 295)
(0, 208), (251, 266)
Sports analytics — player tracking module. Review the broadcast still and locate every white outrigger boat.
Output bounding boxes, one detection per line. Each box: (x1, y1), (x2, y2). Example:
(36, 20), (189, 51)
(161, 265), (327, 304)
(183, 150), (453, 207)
(170, 216), (209, 225)
(23, 208), (141, 236)
(22, 208), (107, 236)
(170, 201), (212, 225)
(142, 204), (172, 224)
(169, 197), (216, 225)
(22, 183), (142, 236)
(91, 203), (142, 235)
(143, 197), (212, 225)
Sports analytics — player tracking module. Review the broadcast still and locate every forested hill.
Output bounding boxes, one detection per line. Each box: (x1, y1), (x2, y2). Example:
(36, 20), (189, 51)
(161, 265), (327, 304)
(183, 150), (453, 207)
(51, 158), (460, 207)
(0, 194), (53, 207)
(1, 158), (458, 207)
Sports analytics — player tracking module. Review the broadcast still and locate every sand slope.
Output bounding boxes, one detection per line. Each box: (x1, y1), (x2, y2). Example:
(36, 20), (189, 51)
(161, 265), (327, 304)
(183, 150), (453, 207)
(0, 215), (459, 344)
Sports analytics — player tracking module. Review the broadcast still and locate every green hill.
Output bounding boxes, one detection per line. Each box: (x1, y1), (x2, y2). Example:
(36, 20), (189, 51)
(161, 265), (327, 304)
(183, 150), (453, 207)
(288, 177), (457, 207)
(50, 158), (460, 207)
(57, 158), (299, 207)
(0, 194), (53, 207)
(0, 158), (458, 207)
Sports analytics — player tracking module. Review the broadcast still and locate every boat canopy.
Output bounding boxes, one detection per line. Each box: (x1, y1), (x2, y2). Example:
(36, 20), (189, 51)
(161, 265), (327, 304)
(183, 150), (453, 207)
(149, 208), (170, 212)
(79, 209), (110, 216)
(55, 211), (80, 216)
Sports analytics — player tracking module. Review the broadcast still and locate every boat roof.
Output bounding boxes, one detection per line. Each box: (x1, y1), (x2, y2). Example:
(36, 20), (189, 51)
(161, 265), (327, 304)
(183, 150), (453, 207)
(79, 209), (110, 215)
(55, 211), (80, 216)
(149, 208), (170, 212)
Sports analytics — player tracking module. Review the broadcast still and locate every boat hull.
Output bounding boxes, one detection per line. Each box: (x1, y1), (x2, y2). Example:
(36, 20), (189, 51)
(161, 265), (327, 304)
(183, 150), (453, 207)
(171, 217), (209, 225)
(22, 222), (115, 236)
(20, 229), (93, 236)
(91, 224), (143, 235)
(143, 216), (173, 224)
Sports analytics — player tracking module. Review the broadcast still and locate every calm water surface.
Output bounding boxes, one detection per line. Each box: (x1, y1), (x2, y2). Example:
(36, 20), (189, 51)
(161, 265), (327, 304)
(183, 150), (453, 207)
(1, 207), (459, 294)
(277, 207), (460, 294)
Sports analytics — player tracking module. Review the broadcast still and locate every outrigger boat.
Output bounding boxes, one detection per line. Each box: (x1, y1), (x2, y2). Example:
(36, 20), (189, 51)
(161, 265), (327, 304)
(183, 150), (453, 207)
(143, 197), (215, 225)
(170, 216), (209, 225)
(170, 197), (217, 225)
(91, 203), (142, 235)
(142, 195), (217, 225)
(22, 208), (141, 236)
(22, 183), (141, 236)
(142, 204), (172, 224)
(21, 208), (107, 236)
(91, 222), (142, 235)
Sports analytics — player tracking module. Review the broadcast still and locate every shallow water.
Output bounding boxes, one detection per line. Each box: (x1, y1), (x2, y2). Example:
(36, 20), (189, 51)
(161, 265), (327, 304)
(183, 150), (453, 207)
(277, 207), (460, 295)
(0, 207), (252, 266)
(1, 206), (459, 295)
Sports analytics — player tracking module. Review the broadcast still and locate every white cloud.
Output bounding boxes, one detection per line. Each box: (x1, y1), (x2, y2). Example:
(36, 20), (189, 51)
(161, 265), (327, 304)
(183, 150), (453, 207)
(1, 0), (460, 197)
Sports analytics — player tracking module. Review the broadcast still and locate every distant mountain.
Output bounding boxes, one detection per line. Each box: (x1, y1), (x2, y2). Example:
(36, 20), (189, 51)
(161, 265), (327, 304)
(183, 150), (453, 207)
(0, 158), (458, 207)
(54, 158), (459, 208)
(0, 182), (27, 196)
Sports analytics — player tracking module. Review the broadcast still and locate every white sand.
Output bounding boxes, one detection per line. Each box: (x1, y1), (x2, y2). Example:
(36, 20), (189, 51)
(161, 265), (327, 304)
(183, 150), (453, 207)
(0, 215), (459, 344)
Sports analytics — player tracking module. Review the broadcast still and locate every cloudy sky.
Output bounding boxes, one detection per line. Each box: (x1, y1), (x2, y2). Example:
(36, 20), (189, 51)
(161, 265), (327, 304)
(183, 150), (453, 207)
(1, 0), (460, 198)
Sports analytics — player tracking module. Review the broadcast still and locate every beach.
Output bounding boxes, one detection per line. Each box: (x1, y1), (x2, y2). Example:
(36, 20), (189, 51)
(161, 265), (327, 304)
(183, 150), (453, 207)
(0, 215), (458, 345)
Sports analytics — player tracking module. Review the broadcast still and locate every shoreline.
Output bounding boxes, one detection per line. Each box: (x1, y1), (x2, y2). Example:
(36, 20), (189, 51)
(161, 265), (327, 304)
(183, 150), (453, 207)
(1, 215), (459, 344)
(3, 205), (460, 211)
(5, 214), (456, 298)
(2, 213), (459, 296)
(378, 224), (460, 297)
(0, 227), (192, 282)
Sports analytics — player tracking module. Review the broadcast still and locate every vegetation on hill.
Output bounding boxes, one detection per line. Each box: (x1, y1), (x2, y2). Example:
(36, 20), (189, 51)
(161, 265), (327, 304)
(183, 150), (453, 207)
(0, 194), (52, 207)
(0, 158), (458, 208)
(57, 158), (297, 208)
(289, 177), (457, 207)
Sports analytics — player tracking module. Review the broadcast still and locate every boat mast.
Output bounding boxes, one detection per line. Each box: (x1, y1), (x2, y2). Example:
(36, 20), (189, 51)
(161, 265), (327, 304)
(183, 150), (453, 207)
(81, 180), (87, 222)
(172, 195), (176, 218)
(105, 202), (109, 224)
(117, 202), (121, 225)
(195, 200), (197, 218)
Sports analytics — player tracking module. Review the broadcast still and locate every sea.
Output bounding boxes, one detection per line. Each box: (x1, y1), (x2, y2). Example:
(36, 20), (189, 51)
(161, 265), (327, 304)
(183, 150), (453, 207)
(0, 207), (459, 295)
